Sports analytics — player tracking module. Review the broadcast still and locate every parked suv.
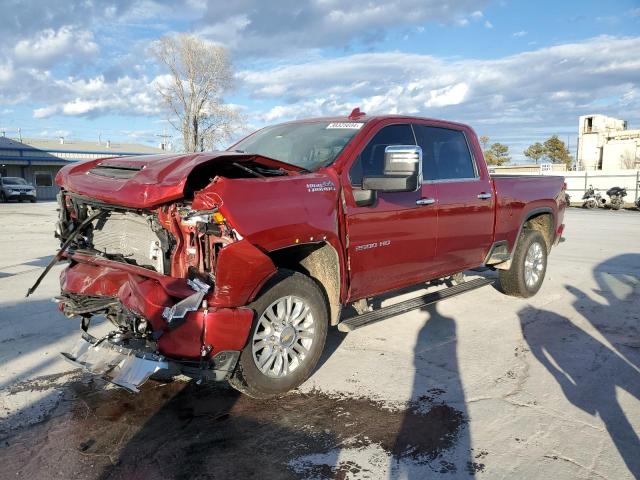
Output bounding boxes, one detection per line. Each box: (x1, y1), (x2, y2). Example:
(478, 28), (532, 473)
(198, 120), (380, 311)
(0, 177), (37, 202)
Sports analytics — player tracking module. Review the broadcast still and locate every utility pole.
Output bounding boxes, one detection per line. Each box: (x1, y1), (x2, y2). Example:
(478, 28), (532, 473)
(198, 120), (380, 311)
(155, 128), (171, 151)
(18, 127), (22, 142)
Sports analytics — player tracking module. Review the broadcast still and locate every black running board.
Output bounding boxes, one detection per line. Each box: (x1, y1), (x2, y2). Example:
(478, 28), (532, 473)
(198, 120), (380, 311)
(338, 278), (494, 332)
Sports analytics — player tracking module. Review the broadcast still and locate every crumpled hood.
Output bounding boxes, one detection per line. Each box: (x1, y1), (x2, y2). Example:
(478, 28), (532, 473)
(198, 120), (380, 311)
(55, 151), (300, 209)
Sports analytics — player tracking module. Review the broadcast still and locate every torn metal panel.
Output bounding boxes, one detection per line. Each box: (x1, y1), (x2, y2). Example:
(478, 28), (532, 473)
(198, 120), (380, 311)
(61, 332), (169, 393)
(162, 278), (211, 328)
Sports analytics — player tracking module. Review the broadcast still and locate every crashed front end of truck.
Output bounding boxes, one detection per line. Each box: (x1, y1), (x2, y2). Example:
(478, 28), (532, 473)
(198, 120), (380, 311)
(42, 154), (288, 392)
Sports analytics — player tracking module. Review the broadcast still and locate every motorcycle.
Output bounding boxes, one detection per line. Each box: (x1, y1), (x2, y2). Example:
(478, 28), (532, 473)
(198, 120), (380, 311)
(635, 195), (640, 211)
(582, 185), (606, 209)
(606, 186), (627, 210)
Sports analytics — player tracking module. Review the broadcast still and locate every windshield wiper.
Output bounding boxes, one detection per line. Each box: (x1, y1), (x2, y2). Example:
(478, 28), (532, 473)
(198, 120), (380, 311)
(230, 149), (310, 173)
(255, 166), (288, 176)
(232, 162), (264, 177)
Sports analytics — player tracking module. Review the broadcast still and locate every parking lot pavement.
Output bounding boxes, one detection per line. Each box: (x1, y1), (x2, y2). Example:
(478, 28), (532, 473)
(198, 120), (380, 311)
(0, 202), (638, 479)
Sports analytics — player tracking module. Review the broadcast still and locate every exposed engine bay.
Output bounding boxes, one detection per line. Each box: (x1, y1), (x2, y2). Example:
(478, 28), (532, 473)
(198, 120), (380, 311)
(52, 189), (242, 324)
(42, 188), (254, 391)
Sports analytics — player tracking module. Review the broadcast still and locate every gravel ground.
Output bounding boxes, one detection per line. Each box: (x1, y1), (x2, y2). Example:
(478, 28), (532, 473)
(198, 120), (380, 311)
(0, 201), (638, 479)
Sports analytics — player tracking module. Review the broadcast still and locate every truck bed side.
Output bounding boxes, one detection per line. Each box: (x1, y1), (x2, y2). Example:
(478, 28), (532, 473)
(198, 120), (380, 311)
(491, 174), (566, 253)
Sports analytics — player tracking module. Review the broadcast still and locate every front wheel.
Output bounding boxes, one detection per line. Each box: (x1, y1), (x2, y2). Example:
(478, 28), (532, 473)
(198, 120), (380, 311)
(498, 230), (547, 298)
(229, 269), (328, 399)
(583, 199), (597, 209)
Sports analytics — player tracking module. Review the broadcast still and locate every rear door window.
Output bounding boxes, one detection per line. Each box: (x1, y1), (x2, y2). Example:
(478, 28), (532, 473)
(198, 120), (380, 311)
(413, 125), (476, 181)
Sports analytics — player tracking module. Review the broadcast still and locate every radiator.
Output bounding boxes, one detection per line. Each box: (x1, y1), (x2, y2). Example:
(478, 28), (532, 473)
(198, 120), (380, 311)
(91, 212), (164, 272)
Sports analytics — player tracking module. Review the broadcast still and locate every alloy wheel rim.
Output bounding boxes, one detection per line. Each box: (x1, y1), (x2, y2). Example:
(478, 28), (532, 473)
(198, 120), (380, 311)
(524, 241), (544, 289)
(251, 295), (315, 378)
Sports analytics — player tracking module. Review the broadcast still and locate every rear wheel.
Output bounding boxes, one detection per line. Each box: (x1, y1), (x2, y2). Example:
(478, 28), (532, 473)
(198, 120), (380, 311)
(498, 230), (547, 298)
(229, 269), (328, 399)
(583, 199), (597, 209)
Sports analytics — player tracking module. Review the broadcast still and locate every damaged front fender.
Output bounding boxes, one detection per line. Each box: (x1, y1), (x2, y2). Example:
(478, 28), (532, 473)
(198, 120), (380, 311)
(212, 239), (277, 308)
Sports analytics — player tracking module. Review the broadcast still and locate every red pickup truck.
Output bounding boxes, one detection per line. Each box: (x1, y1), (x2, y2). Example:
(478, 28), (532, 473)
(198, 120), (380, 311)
(39, 111), (566, 398)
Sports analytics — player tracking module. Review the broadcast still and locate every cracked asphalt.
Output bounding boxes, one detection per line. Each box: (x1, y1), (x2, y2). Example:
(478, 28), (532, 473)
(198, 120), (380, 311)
(0, 201), (639, 479)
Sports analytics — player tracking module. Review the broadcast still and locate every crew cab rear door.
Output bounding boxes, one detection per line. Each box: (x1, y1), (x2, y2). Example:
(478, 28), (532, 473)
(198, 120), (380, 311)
(413, 123), (495, 275)
(344, 123), (438, 300)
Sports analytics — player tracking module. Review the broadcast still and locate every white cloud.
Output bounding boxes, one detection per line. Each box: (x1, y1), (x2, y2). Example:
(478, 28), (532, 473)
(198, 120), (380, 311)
(13, 26), (98, 68)
(195, 0), (491, 54)
(484, 20), (494, 29)
(238, 36), (640, 143)
(513, 30), (528, 37)
(33, 106), (59, 119)
(0, 62), (14, 84)
(39, 129), (71, 138)
(425, 83), (470, 107)
(29, 75), (164, 119)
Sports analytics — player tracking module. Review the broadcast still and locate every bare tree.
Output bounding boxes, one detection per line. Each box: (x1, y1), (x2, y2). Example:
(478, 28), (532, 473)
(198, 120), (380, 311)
(153, 34), (242, 152)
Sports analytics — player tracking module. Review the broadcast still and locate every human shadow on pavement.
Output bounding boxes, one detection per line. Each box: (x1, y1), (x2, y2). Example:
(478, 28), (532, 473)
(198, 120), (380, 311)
(392, 302), (478, 477)
(518, 260), (640, 476)
(585, 253), (640, 370)
(3, 284), (479, 478)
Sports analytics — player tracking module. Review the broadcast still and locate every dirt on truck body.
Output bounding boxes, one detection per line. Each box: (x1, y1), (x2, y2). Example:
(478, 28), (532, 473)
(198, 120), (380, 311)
(30, 109), (567, 398)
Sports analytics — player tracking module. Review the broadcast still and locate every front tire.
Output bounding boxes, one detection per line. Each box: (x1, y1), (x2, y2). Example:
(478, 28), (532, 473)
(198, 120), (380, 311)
(498, 230), (547, 298)
(229, 269), (328, 399)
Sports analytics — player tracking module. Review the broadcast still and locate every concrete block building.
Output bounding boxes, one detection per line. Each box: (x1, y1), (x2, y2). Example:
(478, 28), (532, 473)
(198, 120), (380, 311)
(577, 114), (640, 171)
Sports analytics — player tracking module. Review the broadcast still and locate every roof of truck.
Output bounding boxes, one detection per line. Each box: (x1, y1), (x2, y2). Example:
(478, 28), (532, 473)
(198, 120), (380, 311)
(271, 109), (472, 130)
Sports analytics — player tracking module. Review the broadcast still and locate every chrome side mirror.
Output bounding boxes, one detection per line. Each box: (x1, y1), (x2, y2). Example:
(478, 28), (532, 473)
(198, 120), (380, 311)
(363, 145), (422, 192)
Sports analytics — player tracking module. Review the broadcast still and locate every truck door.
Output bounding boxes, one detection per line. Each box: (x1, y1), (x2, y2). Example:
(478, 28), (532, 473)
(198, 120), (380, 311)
(345, 123), (438, 300)
(413, 124), (494, 275)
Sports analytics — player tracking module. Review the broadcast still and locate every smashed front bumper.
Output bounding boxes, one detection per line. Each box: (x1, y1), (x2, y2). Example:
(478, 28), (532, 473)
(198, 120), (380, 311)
(61, 331), (242, 393)
(61, 332), (169, 393)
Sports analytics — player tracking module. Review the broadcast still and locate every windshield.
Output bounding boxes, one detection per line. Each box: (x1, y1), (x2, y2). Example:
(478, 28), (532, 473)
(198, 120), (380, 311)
(2, 177), (28, 185)
(230, 121), (364, 171)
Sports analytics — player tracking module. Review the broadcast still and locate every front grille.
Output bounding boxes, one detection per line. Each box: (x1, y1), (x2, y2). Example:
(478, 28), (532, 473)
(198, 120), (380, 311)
(91, 212), (165, 272)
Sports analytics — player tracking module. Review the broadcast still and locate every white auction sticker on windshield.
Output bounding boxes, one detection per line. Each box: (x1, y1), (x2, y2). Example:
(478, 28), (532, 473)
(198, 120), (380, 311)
(326, 122), (364, 129)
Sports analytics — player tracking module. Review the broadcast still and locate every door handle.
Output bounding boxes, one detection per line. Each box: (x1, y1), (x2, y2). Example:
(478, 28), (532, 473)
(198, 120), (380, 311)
(477, 192), (492, 200)
(416, 198), (436, 205)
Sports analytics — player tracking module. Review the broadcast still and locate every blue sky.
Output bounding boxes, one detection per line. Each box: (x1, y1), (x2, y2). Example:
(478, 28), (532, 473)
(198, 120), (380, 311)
(0, 0), (639, 162)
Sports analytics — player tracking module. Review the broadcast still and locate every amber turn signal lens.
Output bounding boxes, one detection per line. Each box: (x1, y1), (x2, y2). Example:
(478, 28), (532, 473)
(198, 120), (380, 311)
(213, 212), (225, 224)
